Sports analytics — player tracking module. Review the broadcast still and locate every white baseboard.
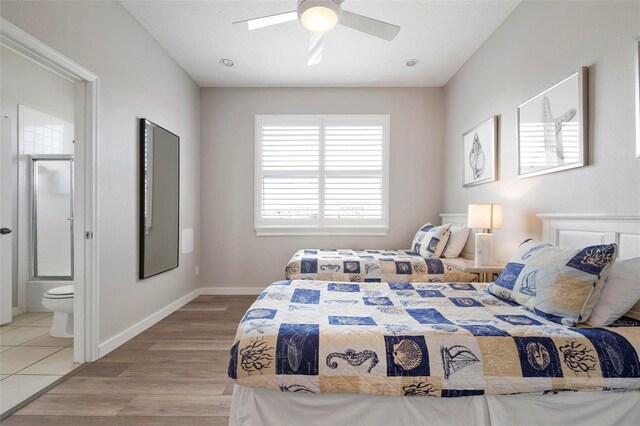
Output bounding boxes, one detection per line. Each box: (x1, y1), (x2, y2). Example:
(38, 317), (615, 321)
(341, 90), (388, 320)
(98, 288), (201, 358)
(200, 286), (264, 295)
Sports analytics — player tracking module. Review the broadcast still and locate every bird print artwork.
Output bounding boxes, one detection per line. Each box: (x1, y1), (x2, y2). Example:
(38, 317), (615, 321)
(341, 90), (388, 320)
(468, 132), (485, 180)
(541, 96), (576, 162)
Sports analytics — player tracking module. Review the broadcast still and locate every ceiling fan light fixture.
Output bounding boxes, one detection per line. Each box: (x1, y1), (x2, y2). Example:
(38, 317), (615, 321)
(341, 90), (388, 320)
(298, 0), (341, 33)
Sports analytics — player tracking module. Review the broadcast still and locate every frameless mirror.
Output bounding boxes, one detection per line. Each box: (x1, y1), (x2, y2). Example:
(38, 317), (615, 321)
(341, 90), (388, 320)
(139, 119), (179, 279)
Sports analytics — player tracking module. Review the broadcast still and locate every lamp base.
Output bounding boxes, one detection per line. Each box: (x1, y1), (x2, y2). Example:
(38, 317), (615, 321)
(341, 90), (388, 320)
(474, 233), (494, 267)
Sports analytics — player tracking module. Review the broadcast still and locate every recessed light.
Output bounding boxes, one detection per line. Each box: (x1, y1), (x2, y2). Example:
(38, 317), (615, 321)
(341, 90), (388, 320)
(219, 59), (235, 67)
(406, 59), (420, 67)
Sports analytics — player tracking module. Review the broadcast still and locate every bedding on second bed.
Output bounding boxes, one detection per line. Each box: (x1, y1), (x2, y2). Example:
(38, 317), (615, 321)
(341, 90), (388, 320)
(285, 249), (477, 283)
(229, 279), (640, 398)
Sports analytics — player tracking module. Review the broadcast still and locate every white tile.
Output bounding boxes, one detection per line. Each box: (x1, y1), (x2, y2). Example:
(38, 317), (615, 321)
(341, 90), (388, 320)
(0, 325), (17, 334)
(9, 313), (52, 326)
(22, 334), (72, 348)
(0, 327), (50, 346)
(28, 316), (53, 327)
(0, 374), (61, 415)
(0, 346), (61, 374)
(0, 346), (14, 353)
(19, 348), (78, 376)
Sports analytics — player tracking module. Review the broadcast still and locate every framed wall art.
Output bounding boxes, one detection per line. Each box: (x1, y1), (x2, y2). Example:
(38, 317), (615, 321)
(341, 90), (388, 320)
(517, 67), (588, 178)
(463, 116), (497, 187)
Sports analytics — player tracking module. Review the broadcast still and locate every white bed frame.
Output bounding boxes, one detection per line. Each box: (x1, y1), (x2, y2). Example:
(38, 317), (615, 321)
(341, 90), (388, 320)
(538, 213), (640, 259)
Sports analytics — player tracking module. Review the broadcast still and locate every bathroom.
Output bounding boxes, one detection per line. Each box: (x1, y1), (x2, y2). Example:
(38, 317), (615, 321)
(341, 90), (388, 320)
(0, 44), (80, 414)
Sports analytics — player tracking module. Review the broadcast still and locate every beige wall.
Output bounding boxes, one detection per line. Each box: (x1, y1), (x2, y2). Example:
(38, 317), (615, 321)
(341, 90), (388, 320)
(200, 87), (444, 289)
(1, 1), (201, 344)
(443, 1), (640, 261)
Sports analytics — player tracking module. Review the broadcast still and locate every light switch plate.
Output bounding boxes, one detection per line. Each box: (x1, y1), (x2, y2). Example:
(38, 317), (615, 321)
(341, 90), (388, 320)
(181, 228), (194, 254)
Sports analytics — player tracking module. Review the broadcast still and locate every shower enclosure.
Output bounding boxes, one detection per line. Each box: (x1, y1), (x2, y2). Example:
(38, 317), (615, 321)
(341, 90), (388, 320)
(30, 155), (74, 280)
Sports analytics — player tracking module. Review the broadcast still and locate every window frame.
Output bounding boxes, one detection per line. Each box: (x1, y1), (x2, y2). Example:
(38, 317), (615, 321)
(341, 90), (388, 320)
(254, 114), (390, 236)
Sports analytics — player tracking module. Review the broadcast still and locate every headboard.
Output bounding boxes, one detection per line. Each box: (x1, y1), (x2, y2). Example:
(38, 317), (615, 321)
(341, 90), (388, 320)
(538, 214), (640, 259)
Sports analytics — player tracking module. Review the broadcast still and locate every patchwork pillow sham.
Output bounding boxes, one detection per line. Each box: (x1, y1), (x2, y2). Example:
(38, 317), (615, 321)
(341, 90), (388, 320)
(486, 239), (618, 326)
(411, 223), (451, 258)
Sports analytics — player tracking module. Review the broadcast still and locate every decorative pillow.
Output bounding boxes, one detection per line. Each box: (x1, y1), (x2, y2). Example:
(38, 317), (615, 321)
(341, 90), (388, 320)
(587, 257), (640, 326)
(442, 225), (470, 259)
(411, 223), (451, 258)
(486, 239), (618, 326)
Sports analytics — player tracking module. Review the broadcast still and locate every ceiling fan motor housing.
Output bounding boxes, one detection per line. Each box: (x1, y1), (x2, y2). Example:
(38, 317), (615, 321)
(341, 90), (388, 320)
(297, 0), (343, 26)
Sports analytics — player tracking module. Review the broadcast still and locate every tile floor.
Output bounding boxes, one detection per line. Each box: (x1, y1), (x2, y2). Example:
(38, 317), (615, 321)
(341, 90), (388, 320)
(0, 312), (79, 415)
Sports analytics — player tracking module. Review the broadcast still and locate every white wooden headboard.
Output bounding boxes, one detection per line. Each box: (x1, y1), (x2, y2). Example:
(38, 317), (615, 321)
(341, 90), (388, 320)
(538, 214), (640, 259)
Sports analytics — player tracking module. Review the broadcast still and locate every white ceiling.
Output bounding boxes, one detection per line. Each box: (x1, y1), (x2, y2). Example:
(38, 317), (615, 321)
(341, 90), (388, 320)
(121, 0), (520, 88)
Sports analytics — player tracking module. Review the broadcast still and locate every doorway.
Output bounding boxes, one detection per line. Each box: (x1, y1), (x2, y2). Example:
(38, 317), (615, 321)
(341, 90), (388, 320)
(0, 18), (99, 417)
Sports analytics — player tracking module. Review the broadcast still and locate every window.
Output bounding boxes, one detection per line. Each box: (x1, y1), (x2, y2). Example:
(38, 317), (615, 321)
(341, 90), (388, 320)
(255, 115), (389, 235)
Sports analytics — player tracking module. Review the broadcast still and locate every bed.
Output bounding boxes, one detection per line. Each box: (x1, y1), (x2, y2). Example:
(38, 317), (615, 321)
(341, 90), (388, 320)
(229, 214), (640, 426)
(284, 214), (478, 283)
(285, 248), (478, 283)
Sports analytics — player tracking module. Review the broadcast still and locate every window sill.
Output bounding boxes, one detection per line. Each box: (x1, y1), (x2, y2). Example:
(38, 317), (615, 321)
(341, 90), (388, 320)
(254, 226), (389, 237)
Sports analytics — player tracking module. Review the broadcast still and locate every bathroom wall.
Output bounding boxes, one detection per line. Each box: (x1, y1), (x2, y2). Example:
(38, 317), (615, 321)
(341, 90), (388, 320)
(0, 45), (75, 311)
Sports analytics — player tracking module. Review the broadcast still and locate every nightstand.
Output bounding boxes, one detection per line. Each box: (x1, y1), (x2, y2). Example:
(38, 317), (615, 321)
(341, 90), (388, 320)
(441, 258), (506, 283)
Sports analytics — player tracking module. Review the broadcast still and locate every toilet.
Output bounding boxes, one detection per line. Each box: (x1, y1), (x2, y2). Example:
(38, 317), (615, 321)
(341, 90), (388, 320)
(41, 285), (74, 338)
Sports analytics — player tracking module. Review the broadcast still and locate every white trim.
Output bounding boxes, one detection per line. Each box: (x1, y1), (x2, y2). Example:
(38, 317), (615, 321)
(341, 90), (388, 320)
(200, 287), (264, 296)
(98, 288), (201, 357)
(537, 213), (640, 222)
(255, 226), (388, 236)
(254, 114), (390, 236)
(1, 17), (100, 363)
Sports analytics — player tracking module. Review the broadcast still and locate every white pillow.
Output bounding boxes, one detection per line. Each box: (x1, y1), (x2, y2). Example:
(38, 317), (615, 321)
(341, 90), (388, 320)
(587, 257), (640, 326)
(411, 223), (451, 258)
(442, 225), (470, 259)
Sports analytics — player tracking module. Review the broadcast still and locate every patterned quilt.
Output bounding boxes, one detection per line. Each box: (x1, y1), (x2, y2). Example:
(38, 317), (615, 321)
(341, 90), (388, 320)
(285, 249), (477, 283)
(228, 280), (640, 397)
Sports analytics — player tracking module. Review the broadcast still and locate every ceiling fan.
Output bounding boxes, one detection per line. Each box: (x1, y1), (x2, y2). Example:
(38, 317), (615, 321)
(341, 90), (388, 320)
(233, 0), (400, 66)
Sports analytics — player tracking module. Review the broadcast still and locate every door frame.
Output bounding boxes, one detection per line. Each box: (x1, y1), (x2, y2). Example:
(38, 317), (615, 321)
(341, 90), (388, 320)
(1, 17), (100, 362)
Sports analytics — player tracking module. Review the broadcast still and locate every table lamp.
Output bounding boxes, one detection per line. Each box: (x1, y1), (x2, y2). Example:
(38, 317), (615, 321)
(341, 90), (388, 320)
(468, 204), (503, 266)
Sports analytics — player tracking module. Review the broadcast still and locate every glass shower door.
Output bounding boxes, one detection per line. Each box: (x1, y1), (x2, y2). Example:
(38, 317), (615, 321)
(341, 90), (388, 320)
(31, 155), (74, 280)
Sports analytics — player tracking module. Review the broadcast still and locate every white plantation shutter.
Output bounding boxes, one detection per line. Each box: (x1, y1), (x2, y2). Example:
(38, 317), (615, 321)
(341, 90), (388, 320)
(255, 115), (389, 235)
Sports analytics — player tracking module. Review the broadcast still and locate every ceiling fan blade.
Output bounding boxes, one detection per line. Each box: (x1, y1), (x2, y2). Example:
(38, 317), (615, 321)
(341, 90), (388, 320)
(233, 11), (298, 30)
(339, 10), (400, 41)
(308, 32), (324, 66)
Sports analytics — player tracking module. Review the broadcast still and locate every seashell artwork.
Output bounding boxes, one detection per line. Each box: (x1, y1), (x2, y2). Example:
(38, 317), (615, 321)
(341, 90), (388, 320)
(345, 262), (359, 272)
(526, 341), (551, 371)
(392, 339), (422, 370)
(468, 132), (486, 180)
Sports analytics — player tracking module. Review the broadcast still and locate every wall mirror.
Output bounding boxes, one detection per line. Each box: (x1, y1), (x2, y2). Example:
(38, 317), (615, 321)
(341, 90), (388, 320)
(139, 118), (180, 279)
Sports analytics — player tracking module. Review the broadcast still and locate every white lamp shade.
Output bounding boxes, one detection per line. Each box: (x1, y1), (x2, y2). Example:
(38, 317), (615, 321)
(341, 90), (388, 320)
(468, 204), (503, 230)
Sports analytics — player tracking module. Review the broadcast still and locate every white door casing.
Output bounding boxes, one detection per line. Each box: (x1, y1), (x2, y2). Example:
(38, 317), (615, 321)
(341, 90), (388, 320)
(0, 116), (13, 325)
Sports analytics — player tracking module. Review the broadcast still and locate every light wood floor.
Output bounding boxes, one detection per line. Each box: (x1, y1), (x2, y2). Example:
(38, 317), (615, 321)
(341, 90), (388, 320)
(1, 295), (256, 425)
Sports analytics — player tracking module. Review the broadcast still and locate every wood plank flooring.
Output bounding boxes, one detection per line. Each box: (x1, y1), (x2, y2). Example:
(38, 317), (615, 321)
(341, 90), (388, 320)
(1, 295), (256, 425)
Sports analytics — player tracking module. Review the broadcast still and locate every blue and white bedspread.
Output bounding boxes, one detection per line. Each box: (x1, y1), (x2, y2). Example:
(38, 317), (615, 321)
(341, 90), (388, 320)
(228, 280), (640, 397)
(285, 249), (477, 283)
